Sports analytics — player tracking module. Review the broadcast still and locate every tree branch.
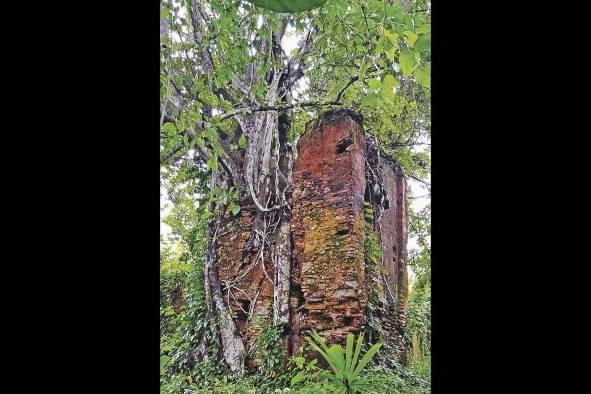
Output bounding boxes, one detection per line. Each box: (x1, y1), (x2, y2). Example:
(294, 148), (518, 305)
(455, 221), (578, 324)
(285, 28), (315, 89)
(407, 174), (431, 187)
(163, 71), (362, 160)
(161, 129), (240, 186)
(163, 55), (360, 172)
(334, 75), (359, 103)
(161, 143), (186, 163)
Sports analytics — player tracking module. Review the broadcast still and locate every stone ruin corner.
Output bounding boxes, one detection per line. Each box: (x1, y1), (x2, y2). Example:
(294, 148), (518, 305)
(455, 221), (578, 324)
(216, 109), (408, 365)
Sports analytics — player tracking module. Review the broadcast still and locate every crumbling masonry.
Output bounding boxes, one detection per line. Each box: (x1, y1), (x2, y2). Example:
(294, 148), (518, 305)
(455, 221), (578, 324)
(216, 109), (408, 365)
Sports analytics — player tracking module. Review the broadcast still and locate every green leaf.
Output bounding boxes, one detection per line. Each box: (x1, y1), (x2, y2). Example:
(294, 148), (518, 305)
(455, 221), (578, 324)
(367, 78), (381, 91)
(399, 49), (417, 77)
(160, 355), (171, 376)
(383, 74), (399, 89)
(327, 344), (346, 373)
(212, 142), (223, 158)
(320, 370), (342, 386)
(310, 331), (331, 354)
(386, 45), (397, 61)
(362, 93), (378, 106)
(162, 122), (177, 134)
(345, 333), (354, 376)
(246, 0), (328, 13)
(358, 61), (369, 81)
(306, 333), (344, 381)
(294, 356), (305, 369)
(305, 336), (338, 373)
(376, 35), (391, 54)
(350, 333), (364, 375)
(415, 65), (430, 89)
(381, 74), (399, 102)
(160, 6), (169, 20)
(238, 133), (247, 149)
(207, 157), (218, 172)
(195, 136), (205, 149)
(414, 32), (431, 51)
(229, 202), (241, 216)
(385, 4), (401, 17)
(204, 127), (218, 143)
(404, 31), (419, 47)
(383, 32), (400, 62)
(416, 24), (431, 34)
(351, 342), (383, 379)
(384, 30), (398, 45)
(291, 370), (306, 385)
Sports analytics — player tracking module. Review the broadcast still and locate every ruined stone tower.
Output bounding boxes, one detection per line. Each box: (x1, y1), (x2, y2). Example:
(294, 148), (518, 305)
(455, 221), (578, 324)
(215, 109), (408, 365)
(289, 110), (368, 353)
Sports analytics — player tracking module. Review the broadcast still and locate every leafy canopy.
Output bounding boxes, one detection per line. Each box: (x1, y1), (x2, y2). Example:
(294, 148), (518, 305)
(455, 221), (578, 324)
(247, 0), (328, 12)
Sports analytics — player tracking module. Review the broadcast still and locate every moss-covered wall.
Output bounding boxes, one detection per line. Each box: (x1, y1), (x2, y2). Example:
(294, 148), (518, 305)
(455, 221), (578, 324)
(289, 109), (368, 353)
(215, 109), (409, 365)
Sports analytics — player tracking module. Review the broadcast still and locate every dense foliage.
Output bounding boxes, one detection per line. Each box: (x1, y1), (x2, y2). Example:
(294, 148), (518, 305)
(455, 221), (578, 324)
(160, 0), (430, 392)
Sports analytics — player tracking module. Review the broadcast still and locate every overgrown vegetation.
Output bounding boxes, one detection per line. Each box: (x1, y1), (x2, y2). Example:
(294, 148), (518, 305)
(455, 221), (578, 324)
(161, 0), (430, 392)
(406, 204), (431, 360)
(305, 331), (383, 393)
(160, 185), (431, 394)
(250, 319), (286, 379)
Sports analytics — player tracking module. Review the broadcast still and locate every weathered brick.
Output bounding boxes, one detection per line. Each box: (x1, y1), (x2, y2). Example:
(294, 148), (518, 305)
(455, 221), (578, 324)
(289, 109), (368, 353)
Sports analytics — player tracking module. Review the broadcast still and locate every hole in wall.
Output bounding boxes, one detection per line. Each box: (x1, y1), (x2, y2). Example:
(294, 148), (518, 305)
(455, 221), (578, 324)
(336, 138), (353, 154)
(235, 299), (251, 320)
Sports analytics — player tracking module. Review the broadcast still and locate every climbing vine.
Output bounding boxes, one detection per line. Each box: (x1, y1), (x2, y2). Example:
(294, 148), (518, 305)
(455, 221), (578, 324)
(250, 318), (286, 378)
(161, 0), (430, 391)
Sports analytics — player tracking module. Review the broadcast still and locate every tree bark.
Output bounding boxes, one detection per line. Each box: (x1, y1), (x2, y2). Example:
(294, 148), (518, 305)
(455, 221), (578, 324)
(205, 221), (246, 373)
(273, 220), (291, 327)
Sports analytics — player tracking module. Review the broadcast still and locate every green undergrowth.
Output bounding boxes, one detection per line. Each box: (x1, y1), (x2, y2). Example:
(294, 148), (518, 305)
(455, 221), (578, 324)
(161, 360), (430, 394)
(161, 331), (430, 394)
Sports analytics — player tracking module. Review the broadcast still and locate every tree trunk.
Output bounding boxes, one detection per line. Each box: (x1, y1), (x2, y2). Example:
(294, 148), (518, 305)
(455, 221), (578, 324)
(214, 109), (409, 368)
